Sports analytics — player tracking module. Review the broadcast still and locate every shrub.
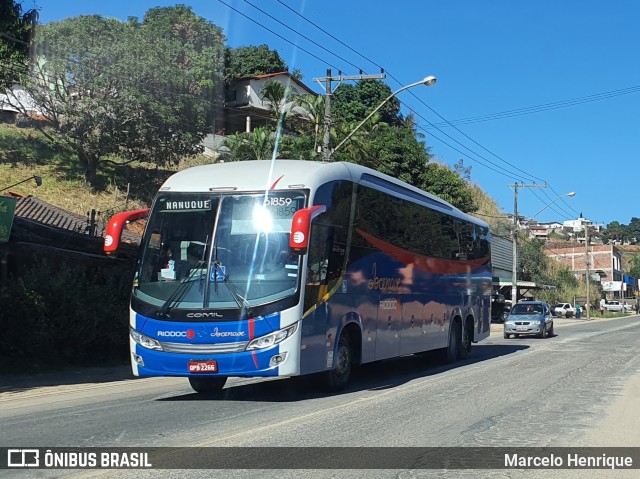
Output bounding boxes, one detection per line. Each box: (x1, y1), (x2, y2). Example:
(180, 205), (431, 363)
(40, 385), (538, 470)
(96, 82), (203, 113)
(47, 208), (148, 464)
(0, 257), (133, 372)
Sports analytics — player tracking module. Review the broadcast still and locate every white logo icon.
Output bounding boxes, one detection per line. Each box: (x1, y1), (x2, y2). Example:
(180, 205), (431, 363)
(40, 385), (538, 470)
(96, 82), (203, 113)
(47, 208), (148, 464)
(7, 449), (39, 467)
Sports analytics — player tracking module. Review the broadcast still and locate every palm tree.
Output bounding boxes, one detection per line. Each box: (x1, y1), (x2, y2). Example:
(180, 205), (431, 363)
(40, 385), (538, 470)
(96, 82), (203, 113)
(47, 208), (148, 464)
(221, 127), (275, 161)
(291, 93), (325, 152)
(260, 80), (294, 127)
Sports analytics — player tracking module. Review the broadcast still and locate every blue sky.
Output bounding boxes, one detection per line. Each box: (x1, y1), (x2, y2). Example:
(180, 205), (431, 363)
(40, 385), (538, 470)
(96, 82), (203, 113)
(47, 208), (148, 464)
(35, 0), (640, 226)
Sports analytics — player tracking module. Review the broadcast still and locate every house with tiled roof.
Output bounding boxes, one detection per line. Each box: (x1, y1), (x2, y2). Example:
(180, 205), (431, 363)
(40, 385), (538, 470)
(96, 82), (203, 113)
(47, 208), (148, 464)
(7, 193), (140, 256)
(218, 72), (316, 133)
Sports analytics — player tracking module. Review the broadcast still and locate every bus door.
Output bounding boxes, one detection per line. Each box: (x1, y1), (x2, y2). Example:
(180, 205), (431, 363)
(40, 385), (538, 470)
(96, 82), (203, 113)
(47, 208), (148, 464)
(374, 295), (401, 360)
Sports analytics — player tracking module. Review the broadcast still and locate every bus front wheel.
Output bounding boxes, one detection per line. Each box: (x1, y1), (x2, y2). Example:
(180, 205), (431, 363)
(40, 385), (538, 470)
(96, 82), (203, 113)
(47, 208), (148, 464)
(188, 376), (227, 394)
(326, 332), (352, 392)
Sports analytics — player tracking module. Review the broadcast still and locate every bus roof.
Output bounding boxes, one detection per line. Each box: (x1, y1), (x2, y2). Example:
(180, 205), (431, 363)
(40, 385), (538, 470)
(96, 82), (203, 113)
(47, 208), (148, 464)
(160, 160), (488, 227)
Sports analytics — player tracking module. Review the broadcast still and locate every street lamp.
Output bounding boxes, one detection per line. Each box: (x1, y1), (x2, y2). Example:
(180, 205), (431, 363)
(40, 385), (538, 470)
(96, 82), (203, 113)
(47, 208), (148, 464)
(529, 192), (576, 220)
(0, 175), (43, 193)
(331, 75), (437, 156)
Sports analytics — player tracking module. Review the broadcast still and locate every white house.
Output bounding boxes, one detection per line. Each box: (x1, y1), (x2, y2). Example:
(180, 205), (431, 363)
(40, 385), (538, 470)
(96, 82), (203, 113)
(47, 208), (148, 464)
(222, 71), (317, 134)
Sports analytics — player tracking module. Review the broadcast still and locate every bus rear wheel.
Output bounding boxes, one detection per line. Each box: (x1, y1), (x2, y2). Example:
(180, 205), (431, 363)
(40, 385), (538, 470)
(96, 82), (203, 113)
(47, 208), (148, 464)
(188, 376), (227, 394)
(458, 319), (472, 360)
(440, 319), (461, 363)
(326, 332), (352, 392)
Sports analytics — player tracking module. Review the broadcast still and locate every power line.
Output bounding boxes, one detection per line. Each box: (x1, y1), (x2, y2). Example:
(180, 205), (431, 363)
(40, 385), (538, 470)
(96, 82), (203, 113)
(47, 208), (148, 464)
(216, 0), (343, 73)
(428, 85), (640, 127)
(241, 0), (365, 74)
(216, 2), (530, 181)
(263, 4), (556, 187)
(261, 6), (612, 220)
(215, 1), (535, 184)
(274, 0), (384, 73)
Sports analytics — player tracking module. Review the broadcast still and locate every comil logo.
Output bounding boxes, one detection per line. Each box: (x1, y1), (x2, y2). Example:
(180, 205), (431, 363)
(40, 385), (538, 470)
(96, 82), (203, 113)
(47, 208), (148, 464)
(8, 449), (39, 467)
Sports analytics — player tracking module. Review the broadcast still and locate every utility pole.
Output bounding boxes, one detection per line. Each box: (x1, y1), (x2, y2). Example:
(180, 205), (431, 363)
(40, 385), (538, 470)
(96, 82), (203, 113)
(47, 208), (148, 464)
(508, 182), (547, 303)
(313, 70), (385, 161)
(619, 246), (624, 302)
(585, 222), (590, 320)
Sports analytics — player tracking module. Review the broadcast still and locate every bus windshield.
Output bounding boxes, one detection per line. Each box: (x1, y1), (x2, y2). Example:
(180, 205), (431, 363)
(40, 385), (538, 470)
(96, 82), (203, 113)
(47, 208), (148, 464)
(133, 191), (307, 314)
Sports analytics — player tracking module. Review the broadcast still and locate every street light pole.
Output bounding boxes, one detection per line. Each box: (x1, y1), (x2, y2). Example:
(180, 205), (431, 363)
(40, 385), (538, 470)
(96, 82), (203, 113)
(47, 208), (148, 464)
(331, 75), (437, 155)
(0, 175), (42, 193)
(314, 70), (386, 161)
(511, 183), (519, 305)
(529, 192), (575, 220)
(585, 222), (591, 320)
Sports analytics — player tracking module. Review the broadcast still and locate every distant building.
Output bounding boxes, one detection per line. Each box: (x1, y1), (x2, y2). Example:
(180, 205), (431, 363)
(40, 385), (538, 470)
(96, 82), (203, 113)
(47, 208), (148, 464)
(543, 244), (633, 299)
(0, 85), (44, 122)
(220, 71), (316, 134)
(524, 220), (564, 241)
(203, 71), (317, 157)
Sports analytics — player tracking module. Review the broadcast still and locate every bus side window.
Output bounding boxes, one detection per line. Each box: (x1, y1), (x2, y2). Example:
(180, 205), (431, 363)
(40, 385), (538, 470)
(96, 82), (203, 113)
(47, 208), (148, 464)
(305, 222), (337, 311)
(307, 224), (330, 285)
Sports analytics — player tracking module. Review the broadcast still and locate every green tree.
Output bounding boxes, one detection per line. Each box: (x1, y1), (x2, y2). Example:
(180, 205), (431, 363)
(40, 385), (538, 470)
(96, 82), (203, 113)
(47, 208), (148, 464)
(290, 93), (324, 152)
(332, 79), (400, 126)
(453, 159), (472, 181)
(626, 217), (640, 244)
(468, 184), (511, 237)
(518, 236), (553, 284)
(221, 127), (275, 161)
(366, 124), (427, 184)
(16, 7), (225, 187)
(279, 133), (320, 161)
(626, 253), (640, 278)
(602, 221), (626, 244)
(260, 79), (294, 125)
(224, 44), (287, 84)
(421, 162), (477, 213)
(0, 0), (38, 88)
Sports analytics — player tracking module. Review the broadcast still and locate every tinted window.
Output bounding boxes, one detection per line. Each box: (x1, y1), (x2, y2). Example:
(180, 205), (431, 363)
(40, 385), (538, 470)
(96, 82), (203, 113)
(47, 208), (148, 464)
(304, 181), (353, 312)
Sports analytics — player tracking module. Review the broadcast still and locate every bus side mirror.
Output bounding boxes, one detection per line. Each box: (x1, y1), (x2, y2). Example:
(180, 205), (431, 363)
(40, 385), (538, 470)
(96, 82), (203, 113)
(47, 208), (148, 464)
(289, 205), (326, 255)
(104, 208), (150, 255)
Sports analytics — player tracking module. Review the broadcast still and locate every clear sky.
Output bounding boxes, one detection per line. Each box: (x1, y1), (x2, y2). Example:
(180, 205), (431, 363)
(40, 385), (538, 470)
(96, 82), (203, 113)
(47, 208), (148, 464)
(34, 0), (640, 226)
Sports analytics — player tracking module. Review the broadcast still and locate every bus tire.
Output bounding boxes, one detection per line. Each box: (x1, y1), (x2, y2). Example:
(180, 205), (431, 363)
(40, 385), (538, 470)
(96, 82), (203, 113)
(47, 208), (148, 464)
(326, 332), (352, 391)
(458, 318), (472, 360)
(442, 319), (460, 363)
(188, 376), (227, 394)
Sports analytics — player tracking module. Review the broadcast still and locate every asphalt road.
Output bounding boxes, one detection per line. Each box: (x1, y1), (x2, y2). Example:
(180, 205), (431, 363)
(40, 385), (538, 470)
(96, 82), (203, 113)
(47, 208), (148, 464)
(1, 314), (639, 479)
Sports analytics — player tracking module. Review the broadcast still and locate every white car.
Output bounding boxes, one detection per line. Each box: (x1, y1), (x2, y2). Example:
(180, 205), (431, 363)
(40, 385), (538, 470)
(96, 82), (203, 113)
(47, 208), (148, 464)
(552, 302), (576, 317)
(603, 301), (631, 312)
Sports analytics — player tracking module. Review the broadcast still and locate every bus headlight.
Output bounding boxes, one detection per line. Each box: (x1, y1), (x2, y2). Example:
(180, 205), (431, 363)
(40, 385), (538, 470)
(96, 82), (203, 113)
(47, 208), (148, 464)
(130, 327), (163, 351)
(246, 323), (298, 351)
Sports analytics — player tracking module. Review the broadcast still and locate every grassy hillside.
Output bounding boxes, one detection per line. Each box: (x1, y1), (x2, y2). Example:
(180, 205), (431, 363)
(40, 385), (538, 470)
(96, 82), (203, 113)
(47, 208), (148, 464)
(468, 183), (511, 236)
(0, 124), (212, 219)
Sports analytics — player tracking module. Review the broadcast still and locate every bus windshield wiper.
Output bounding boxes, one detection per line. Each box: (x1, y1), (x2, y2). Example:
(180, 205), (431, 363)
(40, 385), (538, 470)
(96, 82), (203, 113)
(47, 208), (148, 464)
(156, 260), (206, 319)
(213, 258), (253, 318)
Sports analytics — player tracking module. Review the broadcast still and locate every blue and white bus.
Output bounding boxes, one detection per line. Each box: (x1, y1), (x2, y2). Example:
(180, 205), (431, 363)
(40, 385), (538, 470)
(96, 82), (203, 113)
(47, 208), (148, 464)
(105, 160), (492, 393)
